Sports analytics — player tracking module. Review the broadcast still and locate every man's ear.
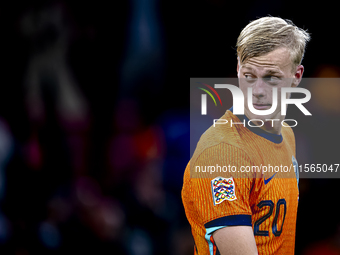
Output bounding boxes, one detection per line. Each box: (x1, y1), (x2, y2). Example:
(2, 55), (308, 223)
(237, 58), (240, 75)
(292, 65), (304, 87)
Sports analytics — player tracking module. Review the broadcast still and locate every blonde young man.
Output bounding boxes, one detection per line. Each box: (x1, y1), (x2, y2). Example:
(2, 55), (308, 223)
(182, 17), (310, 255)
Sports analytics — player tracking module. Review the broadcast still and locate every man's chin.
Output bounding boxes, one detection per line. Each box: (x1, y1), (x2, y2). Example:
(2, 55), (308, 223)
(245, 113), (278, 122)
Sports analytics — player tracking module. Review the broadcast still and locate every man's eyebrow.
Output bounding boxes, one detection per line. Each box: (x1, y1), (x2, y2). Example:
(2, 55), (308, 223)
(241, 65), (255, 71)
(241, 65), (283, 75)
(263, 69), (283, 75)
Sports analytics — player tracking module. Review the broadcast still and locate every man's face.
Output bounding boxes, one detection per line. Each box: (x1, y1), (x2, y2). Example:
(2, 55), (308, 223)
(237, 47), (303, 121)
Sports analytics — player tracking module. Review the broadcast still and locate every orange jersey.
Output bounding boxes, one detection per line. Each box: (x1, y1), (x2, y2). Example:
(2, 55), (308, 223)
(182, 109), (299, 255)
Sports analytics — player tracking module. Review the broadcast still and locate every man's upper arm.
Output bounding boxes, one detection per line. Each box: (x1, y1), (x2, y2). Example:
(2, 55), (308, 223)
(188, 144), (257, 253)
(213, 226), (258, 255)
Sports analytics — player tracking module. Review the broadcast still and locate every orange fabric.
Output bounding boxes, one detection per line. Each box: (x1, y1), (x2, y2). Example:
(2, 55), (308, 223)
(182, 110), (299, 254)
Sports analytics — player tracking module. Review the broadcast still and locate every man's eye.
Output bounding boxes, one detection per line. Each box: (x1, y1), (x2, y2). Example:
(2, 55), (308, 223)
(264, 76), (279, 81)
(263, 76), (280, 83)
(245, 74), (256, 80)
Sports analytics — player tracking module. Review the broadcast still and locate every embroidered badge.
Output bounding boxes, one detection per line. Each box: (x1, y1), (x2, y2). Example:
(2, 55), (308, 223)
(211, 177), (237, 205)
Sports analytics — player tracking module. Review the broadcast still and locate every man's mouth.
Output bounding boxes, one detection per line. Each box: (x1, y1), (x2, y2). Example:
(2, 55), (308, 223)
(252, 103), (272, 110)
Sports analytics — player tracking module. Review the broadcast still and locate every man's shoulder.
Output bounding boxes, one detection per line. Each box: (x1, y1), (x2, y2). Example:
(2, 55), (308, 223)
(280, 123), (296, 153)
(191, 110), (246, 163)
(281, 122), (295, 140)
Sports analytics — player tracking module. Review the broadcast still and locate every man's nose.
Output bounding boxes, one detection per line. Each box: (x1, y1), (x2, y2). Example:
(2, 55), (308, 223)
(252, 79), (266, 98)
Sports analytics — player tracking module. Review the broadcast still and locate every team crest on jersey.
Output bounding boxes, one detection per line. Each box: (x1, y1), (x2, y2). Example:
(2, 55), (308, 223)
(211, 177), (237, 205)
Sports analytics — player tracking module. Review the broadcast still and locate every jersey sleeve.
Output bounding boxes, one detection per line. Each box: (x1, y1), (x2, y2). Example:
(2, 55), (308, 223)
(182, 143), (255, 242)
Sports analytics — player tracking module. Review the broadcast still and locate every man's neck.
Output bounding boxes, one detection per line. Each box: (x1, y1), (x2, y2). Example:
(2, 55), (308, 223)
(244, 112), (285, 135)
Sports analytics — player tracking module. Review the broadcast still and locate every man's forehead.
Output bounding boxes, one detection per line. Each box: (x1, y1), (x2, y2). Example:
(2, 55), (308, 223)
(239, 48), (292, 73)
(241, 64), (283, 74)
(242, 47), (291, 63)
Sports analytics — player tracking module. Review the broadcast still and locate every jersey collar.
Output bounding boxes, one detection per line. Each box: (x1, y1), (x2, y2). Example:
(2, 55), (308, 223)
(229, 107), (283, 144)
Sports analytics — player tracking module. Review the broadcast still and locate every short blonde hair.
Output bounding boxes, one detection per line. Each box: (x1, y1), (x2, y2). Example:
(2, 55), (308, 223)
(236, 17), (310, 70)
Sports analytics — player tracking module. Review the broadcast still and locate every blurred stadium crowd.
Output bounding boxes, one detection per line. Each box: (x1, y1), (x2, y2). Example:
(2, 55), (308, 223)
(0, 0), (340, 254)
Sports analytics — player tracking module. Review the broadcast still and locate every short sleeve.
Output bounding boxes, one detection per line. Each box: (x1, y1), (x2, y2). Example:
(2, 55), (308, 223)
(183, 143), (255, 234)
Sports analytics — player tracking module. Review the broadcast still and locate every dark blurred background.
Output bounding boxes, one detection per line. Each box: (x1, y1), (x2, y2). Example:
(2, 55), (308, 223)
(0, 0), (339, 254)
